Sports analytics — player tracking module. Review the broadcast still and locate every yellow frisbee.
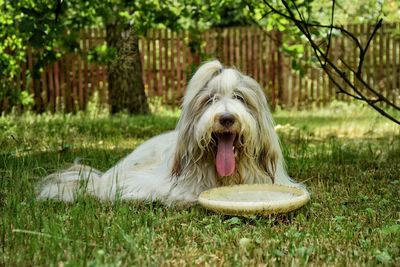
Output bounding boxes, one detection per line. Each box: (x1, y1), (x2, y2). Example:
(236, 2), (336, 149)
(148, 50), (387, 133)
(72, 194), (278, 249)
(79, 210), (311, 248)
(198, 184), (310, 216)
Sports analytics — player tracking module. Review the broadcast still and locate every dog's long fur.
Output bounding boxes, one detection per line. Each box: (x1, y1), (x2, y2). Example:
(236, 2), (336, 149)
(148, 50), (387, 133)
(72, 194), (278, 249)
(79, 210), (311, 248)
(37, 60), (306, 205)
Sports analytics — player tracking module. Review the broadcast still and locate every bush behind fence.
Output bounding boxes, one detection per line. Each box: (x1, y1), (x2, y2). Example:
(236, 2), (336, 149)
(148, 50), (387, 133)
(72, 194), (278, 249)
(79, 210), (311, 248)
(4, 24), (400, 112)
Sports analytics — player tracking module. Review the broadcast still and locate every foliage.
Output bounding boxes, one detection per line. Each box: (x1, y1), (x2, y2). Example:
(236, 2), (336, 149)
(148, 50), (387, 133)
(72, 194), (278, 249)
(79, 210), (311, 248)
(0, 0), (249, 75)
(0, 0), (180, 75)
(0, 0), (253, 110)
(1, 0), (400, 111)
(311, 0), (400, 24)
(1, 0), (399, 77)
(0, 105), (399, 265)
(0, 89), (34, 112)
(0, 0), (96, 109)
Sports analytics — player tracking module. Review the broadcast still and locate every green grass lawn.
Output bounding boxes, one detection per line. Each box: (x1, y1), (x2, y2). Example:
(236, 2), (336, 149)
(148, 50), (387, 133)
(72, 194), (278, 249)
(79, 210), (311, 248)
(1, 102), (399, 266)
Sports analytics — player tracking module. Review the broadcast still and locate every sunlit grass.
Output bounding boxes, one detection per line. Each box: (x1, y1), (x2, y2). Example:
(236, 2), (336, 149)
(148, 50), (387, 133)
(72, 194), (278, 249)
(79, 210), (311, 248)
(274, 101), (400, 139)
(1, 102), (399, 266)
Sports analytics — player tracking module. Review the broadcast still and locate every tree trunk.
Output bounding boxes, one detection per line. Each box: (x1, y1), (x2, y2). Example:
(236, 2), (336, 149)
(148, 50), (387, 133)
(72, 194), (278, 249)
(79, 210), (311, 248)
(106, 24), (149, 114)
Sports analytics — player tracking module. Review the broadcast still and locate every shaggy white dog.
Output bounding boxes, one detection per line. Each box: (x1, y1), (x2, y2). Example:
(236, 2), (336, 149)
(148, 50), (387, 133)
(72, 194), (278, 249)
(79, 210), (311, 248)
(37, 60), (305, 205)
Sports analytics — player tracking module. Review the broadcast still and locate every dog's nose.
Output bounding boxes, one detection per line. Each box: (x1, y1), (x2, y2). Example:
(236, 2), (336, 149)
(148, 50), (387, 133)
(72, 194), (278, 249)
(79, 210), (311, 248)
(219, 113), (235, 127)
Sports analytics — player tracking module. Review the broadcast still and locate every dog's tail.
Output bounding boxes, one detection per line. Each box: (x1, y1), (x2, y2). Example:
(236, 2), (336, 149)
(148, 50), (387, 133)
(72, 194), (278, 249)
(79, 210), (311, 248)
(36, 164), (103, 202)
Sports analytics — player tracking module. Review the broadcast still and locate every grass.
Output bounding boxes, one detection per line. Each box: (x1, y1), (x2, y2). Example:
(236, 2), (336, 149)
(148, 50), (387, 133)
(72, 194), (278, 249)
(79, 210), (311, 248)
(1, 102), (399, 266)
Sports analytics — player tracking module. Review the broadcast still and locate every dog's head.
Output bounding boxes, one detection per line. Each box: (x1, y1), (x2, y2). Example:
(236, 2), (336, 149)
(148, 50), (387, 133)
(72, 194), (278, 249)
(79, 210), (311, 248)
(172, 60), (281, 185)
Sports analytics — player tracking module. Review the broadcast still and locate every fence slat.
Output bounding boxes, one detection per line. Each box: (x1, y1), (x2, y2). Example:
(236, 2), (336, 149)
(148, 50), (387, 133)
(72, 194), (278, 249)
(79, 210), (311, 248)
(175, 32), (182, 99)
(152, 29), (157, 96)
(385, 24), (391, 100)
(181, 31), (188, 89)
(157, 29), (162, 96)
(46, 65), (53, 112)
(241, 27), (246, 73)
(27, 48), (34, 95)
(392, 25), (398, 104)
(164, 29), (169, 102)
(41, 69), (47, 111)
(65, 54), (72, 112)
(170, 31), (175, 103)
(71, 54), (77, 111)
(397, 23), (400, 104)
(78, 55), (84, 110)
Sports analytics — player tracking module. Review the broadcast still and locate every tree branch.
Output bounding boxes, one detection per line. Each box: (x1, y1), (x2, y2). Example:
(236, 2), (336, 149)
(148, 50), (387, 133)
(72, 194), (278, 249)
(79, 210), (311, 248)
(357, 18), (383, 76)
(262, 0), (363, 51)
(324, 0), (335, 68)
(263, 0), (400, 125)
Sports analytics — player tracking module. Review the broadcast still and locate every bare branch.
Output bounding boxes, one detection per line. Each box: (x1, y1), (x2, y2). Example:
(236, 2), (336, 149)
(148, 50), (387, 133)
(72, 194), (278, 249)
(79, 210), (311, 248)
(357, 18), (383, 76)
(324, 0), (335, 68)
(339, 57), (353, 73)
(264, 0), (400, 125)
(262, 0), (363, 51)
(336, 90), (363, 101)
(310, 30), (399, 111)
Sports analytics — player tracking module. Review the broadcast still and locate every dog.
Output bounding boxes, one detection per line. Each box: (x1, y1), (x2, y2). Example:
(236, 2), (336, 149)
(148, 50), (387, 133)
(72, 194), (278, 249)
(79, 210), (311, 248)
(37, 60), (305, 205)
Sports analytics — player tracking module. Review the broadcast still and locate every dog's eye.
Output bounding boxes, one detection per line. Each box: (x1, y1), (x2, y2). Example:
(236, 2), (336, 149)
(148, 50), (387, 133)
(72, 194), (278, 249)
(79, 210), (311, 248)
(204, 94), (216, 105)
(233, 94), (245, 103)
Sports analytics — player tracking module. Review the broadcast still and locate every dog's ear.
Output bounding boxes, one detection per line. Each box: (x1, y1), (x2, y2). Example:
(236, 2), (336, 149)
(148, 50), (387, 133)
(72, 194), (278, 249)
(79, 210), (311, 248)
(258, 145), (278, 183)
(257, 107), (283, 183)
(172, 60), (223, 177)
(182, 60), (223, 108)
(171, 147), (183, 177)
(249, 78), (282, 184)
(171, 125), (192, 177)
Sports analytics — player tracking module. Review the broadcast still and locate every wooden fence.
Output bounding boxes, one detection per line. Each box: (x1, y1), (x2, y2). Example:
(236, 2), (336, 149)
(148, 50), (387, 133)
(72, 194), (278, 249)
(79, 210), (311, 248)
(6, 24), (400, 112)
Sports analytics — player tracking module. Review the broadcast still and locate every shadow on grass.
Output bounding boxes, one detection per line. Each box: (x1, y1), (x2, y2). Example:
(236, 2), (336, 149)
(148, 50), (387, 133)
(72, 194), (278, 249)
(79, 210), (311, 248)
(1, 134), (399, 266)
(1, 134), (399, 215)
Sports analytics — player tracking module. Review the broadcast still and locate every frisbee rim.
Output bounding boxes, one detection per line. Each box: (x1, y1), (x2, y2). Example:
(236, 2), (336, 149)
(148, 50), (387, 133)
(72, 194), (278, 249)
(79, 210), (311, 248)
(198, 184), (310, 216)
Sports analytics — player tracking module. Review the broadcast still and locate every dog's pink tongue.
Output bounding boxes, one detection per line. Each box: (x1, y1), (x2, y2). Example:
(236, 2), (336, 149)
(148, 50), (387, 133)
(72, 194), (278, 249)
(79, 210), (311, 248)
(216, 134), (236, 177)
